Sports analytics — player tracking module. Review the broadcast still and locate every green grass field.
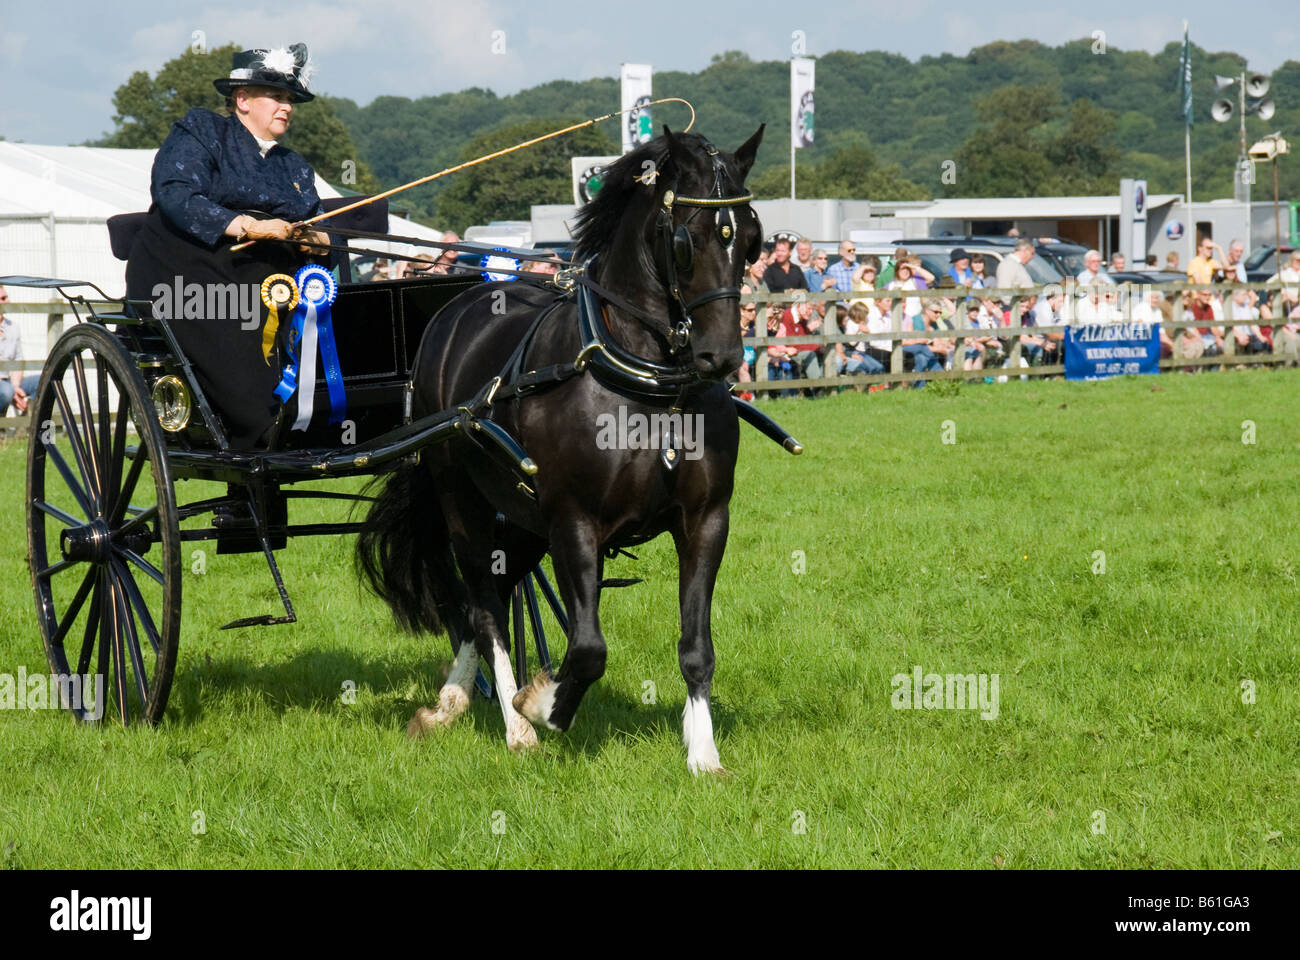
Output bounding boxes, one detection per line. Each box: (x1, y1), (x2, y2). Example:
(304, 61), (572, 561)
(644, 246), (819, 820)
(1, 370), (1298, 868)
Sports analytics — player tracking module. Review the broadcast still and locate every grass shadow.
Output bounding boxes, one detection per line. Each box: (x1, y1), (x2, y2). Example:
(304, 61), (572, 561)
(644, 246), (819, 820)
(166, 645), (455, 728)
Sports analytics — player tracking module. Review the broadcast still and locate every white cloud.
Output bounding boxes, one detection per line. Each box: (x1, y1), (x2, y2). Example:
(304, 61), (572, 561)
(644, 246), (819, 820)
(0, 30), (29, 61)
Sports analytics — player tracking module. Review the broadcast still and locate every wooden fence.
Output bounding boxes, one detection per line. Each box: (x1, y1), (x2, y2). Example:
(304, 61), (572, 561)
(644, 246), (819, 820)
(3, 280), (1297, 414)
(739, 279), (1299, 391)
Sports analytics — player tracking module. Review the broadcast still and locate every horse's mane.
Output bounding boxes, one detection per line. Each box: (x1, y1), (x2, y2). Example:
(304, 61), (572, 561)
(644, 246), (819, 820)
(571, 133), (725, 261)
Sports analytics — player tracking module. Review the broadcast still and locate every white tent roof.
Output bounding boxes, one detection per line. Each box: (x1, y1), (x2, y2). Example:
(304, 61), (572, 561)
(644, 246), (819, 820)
(907, 194), (1181, 221)
(0, 141), (444, 362)
(0, 140), (441, 239)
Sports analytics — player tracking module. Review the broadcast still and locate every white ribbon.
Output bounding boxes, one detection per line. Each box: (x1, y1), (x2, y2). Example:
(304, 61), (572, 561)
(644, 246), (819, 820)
(292, 301), (319, 431)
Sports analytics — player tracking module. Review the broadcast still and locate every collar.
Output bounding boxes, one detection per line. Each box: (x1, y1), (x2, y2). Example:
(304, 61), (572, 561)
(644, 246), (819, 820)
(574, 284), (703, 399)
(254, 135), (278, 158)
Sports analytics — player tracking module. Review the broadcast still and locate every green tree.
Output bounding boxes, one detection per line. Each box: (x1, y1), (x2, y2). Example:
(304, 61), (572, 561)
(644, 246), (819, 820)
(750, 136), (929, 200)
(282, 96), (380, 193)
(950, 84), (1059, 197)
(101, 44), (234, 148)
(99, 45), (378, 193)
(433, 118), (617, 231)
(1046, 98), (1120, 194)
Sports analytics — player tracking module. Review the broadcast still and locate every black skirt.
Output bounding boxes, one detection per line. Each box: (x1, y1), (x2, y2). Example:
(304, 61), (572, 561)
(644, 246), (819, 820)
(124, 208), (317, 448)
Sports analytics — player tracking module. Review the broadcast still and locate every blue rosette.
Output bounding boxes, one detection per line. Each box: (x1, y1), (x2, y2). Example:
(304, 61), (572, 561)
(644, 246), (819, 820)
(273, 264), (344, 430)
(480, 249), (521, 282)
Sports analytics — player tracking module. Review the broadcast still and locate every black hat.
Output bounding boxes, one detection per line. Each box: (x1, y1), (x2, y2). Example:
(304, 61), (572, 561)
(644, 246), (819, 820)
(214, 43), (315, 102)
(949, 248), (970, 264)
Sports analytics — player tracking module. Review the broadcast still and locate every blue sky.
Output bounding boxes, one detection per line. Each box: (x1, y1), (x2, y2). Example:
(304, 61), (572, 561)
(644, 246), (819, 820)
(2, 0), (1297, 145)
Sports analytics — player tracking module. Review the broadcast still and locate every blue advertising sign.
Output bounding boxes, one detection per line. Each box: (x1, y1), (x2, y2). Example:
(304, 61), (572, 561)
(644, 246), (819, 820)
(1064, 322), (1162, 380)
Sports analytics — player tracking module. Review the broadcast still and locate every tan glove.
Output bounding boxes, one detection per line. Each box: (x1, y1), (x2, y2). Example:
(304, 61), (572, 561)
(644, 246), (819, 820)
(289, 223), (330, 255)
(241, 218), (295, 241)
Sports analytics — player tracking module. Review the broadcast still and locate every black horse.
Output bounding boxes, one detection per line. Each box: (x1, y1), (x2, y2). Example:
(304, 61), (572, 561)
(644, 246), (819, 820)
(358, 125), (765, 773)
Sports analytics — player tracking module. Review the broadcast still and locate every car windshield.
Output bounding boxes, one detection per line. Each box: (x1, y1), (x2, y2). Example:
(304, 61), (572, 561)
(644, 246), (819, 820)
(1024, 254), (1063, 283)
(1245, 246), (1275, 271)
(1051, 249), (1088, 277)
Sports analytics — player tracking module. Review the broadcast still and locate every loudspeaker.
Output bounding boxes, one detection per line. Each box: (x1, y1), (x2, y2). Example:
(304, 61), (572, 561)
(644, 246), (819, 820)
(1211, 99), (1234, 122)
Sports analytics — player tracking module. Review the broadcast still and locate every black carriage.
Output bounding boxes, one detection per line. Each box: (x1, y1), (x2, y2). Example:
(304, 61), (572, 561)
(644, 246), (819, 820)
(12, 200), (572, 726)
(14, 190), (798, 729)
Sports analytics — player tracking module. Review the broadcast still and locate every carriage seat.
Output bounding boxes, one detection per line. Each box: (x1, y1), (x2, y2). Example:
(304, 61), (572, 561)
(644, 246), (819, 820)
(106, 196), (391, 261)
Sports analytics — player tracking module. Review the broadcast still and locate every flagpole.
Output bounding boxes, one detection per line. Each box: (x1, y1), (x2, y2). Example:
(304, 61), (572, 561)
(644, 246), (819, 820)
(1183, 21), (1194, 269)
(790, 59), (796, 200)
(791, 135), (796, 201)
(1185, 118), (1194, 268)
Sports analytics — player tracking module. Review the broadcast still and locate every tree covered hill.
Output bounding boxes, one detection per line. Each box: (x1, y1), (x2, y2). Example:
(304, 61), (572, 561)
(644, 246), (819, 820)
(91, 39), (1300, 232)
(329, 39), (1299, 228)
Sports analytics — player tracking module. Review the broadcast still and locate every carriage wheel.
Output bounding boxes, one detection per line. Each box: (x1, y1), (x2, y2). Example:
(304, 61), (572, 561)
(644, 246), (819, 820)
(26, 323), (181, 726)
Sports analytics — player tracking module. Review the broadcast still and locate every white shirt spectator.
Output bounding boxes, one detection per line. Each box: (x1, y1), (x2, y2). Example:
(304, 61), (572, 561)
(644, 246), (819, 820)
(1130, 300), (1163, 326)
(1076, 293), (1123, 323)
(1230, 297), (1259, 339)
(0, 317), (22, 365)
(865, 305), (892, 352)
(1076, 267), (1115, 285)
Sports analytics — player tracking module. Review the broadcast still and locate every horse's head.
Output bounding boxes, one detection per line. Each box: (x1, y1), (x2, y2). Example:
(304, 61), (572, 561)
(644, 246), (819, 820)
(573, 124), (765, 380)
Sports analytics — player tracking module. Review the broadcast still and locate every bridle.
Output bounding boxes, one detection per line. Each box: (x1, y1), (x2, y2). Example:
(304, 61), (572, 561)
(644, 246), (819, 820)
(652, 142), (758, 355)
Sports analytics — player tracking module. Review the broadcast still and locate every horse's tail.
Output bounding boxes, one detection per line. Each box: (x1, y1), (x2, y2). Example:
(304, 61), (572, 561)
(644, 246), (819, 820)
(355, 462), (452, 635)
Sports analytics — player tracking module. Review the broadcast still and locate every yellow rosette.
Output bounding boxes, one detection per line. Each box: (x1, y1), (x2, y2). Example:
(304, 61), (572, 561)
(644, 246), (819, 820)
(260, 274), (300, 364)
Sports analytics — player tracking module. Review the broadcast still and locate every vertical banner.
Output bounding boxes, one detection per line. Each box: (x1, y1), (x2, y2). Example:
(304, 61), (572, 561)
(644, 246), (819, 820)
(1119, 178), (1148, 265)
(621, 63), (653, 154)
(791, 58), (815, 149)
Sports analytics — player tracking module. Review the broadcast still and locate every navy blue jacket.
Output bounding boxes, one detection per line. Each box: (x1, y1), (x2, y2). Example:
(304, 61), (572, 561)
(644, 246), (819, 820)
(151, 108), (323, 248)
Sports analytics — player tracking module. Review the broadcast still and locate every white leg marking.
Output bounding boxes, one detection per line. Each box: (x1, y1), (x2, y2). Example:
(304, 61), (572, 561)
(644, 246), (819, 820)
(512, 671), (561, 730)
(683, 695), (725, 775)
(434, 640), (477, 720)
(491, 644), (538, 752)
(408, 640), (477, 738)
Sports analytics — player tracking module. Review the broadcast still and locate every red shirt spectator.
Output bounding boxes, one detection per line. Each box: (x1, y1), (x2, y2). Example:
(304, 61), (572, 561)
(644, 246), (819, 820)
(778, 307), (819, 352)
(1190, 298), (1217, 334)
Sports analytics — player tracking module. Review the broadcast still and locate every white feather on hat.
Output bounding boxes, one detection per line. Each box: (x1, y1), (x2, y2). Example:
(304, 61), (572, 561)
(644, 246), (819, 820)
(261, 46), (297, 78)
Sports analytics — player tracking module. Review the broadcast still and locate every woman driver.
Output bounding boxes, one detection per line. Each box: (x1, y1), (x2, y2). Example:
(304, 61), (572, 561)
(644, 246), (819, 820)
(125, 43), (330, 447)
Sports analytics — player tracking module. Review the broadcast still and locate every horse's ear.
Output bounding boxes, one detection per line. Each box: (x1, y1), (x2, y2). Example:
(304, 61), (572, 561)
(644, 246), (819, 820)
(662, 124), (689, 174)
(734, 124), (765, 179)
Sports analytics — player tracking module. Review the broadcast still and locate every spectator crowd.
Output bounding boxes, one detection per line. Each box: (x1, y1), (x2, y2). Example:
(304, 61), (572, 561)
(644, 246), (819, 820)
(732, 233), (1300, 398)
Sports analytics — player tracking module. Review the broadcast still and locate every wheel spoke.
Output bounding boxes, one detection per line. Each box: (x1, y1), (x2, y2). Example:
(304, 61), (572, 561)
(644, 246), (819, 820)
(111, 557), (161, 655)
(110, 563), (150, 710)
(53, 379), (101, 513)
(116, 546), (164, 585)
(36, 557), (78, 579)
(70, 352), (103, 505)
(109, 448), (148, 527)
(97, 357), (112, 502)
(115, 504), (159, 541)
(33, 498), (83, 529)
(102, 572), (129, 725)
(52, 567), (97, 650)
(43, 441), (94, 520)
(105, 371), (129, 518)
(92, 571), (109, 701)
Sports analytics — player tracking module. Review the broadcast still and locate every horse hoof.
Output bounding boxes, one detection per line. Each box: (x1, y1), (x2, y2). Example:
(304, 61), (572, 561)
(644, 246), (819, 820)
(506, 716), (539, 752)
(687, 758), (732, 777)
(406, 705), (453, 739)
(512, 670), (560, 730)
